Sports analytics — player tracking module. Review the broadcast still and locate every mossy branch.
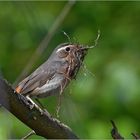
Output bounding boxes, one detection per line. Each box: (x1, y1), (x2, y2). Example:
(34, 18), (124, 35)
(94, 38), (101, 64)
(0, 77), (78, 139)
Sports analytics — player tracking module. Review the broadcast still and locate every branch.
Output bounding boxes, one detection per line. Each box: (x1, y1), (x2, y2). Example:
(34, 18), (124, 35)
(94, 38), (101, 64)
(110, 120), (124, 139)
(0, 77), (78, 139)
(131, 132), (140, 139)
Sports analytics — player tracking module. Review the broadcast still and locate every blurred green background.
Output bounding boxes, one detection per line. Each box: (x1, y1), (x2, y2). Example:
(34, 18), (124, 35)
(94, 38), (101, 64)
(0, 1), (140, 139)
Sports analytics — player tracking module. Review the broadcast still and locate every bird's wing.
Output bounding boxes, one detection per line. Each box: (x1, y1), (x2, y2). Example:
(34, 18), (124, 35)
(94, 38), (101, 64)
(15, 67), (55, 95)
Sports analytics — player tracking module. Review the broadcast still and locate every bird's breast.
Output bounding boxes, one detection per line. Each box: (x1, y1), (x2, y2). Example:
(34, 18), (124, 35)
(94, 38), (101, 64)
(30, 74), (68, 98)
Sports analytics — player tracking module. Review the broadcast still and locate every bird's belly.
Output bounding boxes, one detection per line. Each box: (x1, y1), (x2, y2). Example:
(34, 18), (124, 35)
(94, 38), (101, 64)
(30, 75), (67, 98)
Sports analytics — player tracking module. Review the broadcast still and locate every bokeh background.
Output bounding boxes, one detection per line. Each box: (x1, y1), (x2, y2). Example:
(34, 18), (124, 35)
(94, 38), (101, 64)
(0, 1), (140, 139)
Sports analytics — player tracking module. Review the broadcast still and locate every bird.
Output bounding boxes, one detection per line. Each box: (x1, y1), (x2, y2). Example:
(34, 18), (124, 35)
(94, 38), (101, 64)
(15, 43), (88, 99)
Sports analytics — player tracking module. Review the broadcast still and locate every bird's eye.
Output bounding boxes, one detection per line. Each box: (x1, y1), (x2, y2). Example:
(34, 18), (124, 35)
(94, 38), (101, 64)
(65, 47), (70, 52)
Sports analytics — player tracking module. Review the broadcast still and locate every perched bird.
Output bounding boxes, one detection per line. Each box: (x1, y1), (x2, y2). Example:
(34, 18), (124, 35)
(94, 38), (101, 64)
(15, 43), (88, 98)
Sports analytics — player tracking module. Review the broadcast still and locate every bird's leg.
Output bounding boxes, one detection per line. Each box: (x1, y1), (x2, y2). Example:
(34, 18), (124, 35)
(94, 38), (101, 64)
(26, 96), (37, 109)
(25, 95), (44, 110)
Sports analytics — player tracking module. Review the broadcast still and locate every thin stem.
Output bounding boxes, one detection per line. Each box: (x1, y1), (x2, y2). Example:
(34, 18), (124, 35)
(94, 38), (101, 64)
(21, 130), (36, 140)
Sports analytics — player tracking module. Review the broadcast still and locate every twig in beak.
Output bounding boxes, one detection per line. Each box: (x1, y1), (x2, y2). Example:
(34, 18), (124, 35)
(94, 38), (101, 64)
(82, 29), (101, 49)
(62, 30), (72, 44)
(94, 29), (100, 47)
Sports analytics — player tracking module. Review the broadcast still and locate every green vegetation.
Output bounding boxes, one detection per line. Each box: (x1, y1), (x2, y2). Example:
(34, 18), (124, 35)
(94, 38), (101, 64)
(0, 1), (140, 139)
